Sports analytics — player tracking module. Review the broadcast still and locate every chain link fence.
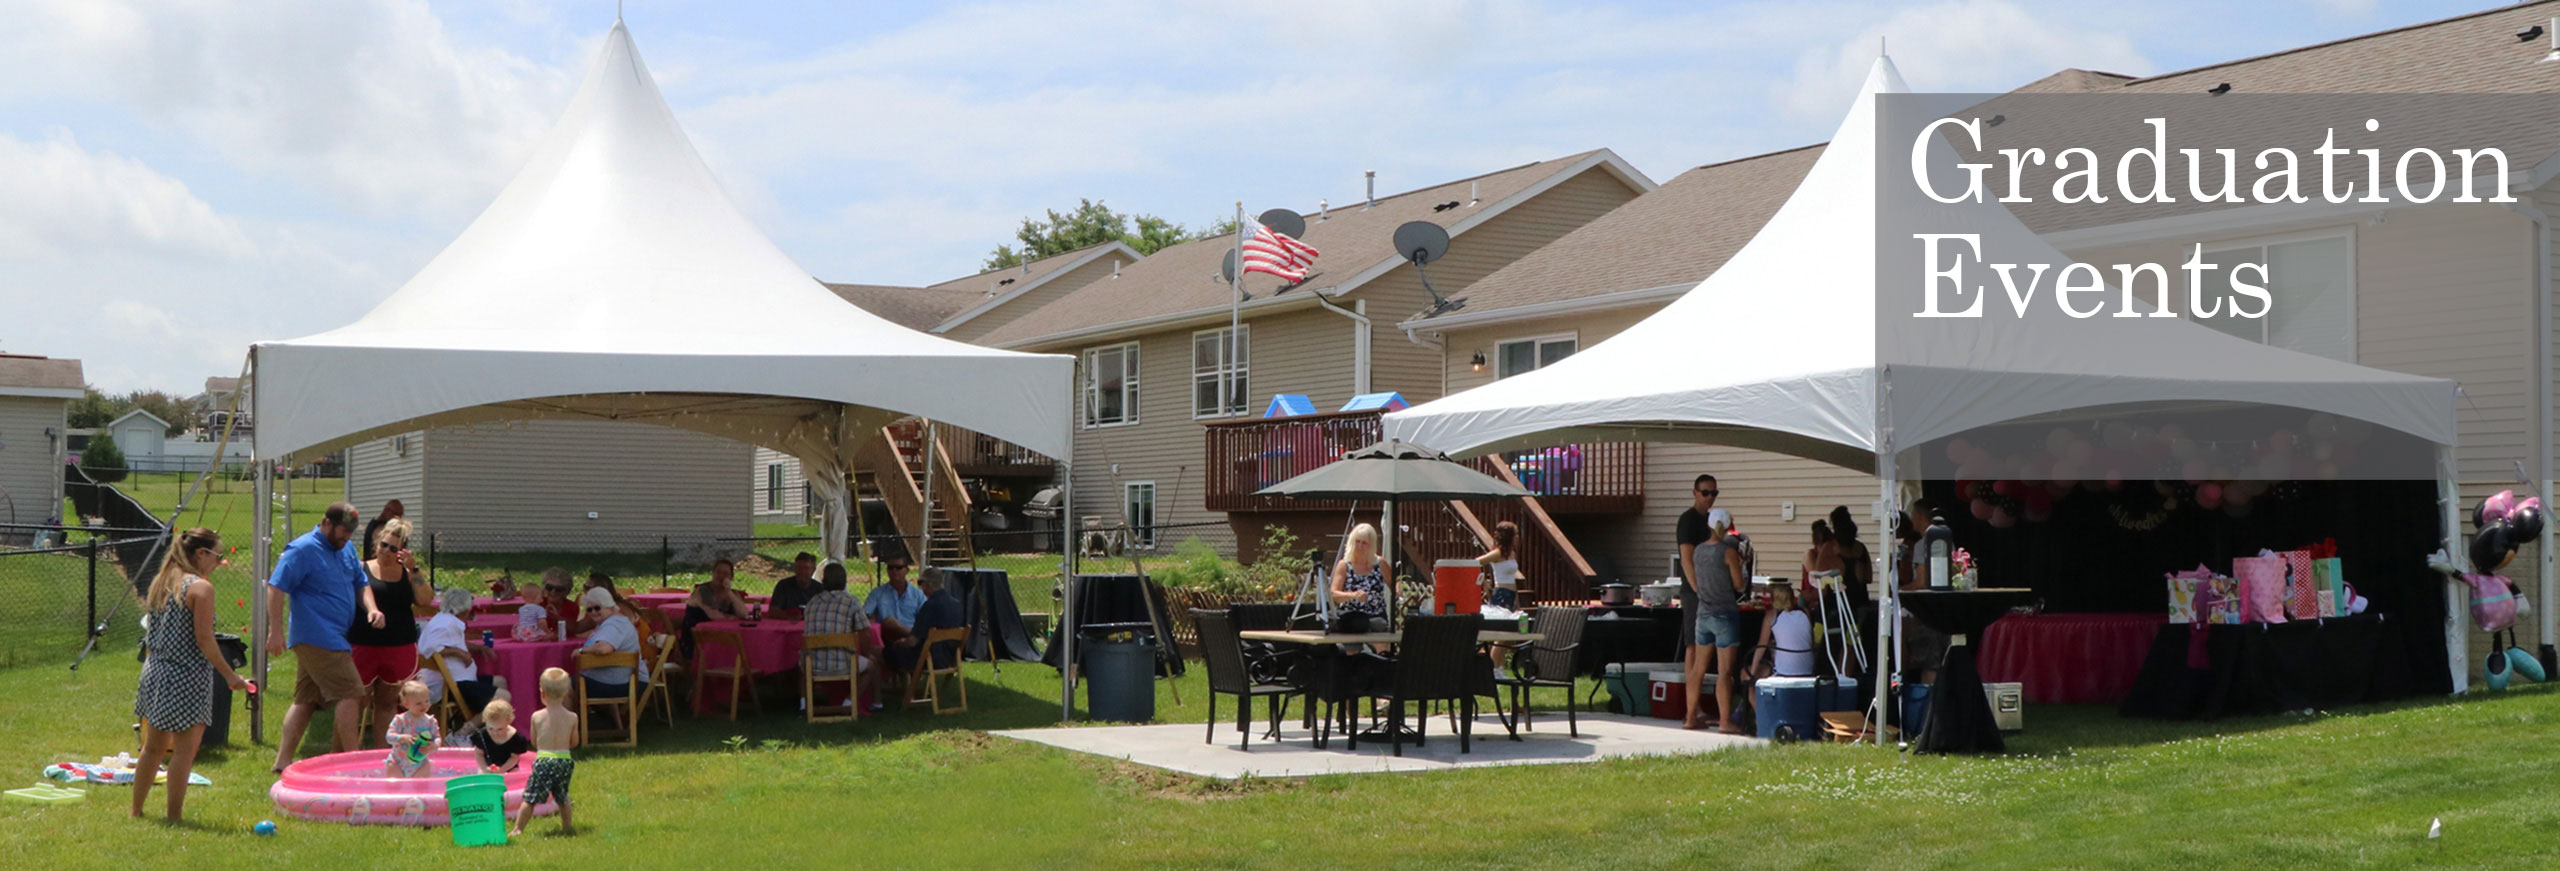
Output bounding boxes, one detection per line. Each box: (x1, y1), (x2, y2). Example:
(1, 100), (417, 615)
(0, 532), (169, 668)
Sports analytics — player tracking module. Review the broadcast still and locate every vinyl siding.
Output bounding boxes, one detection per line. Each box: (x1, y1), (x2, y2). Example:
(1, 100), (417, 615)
(751, 447), (806, 520)
(1067, 328), (1238, 553)
(940, 253), (1135, 344)
(344, 431), (428, 528)
(417, 420), (750, 548)
(1436, 307), (1874, 583)
(0, 396), (66, 529)
(1354, 167), (1646, 406)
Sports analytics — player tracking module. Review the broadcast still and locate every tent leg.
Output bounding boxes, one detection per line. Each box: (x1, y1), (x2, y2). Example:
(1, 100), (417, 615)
(1060, 455), (1077, 724)
(2441, 443), (2468, 694)
(250, 462), (272, 745)
(1873, 472), (1898, 746)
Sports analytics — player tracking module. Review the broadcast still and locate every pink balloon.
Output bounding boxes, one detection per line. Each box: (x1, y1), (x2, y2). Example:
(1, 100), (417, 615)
(1971, 498), (1995, 520)
(2182, 459), (2209, 484)
(2486, 490), (2519, 523)
(1992, 480), (2016, 497)
(2198, 483), (2223, 503)
(1989, 507), (2018, 529)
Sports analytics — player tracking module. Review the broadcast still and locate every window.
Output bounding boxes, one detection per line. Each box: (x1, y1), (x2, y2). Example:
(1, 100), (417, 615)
(1496, 334), (1578, 378)
(1123, 482), (1158, 549)
(1192, 325), (1250, 418)
(765, 463), (784, 511)
(2193, 232), (2353, 362)
(1083, 343), (1140, 427)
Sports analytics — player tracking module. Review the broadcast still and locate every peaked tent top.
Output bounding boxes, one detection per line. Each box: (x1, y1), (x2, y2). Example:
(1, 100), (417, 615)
(1383, 57), (2452, 466)
(252, 23), (1070, 460)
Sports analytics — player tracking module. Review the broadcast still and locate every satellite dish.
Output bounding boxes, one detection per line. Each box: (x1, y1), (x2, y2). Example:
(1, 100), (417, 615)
(1391, 221), (1463, 315)
(1218, 251), (1255, 299)
(1393, 221), (1450, 265)
(1256, 208), (1306, 240)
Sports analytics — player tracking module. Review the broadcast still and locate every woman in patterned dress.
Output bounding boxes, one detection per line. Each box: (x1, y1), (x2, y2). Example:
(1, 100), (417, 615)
(131, 527), (249, 821)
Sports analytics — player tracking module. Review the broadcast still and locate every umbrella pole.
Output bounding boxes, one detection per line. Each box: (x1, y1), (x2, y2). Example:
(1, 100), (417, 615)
(1381, 500), (1397, 631)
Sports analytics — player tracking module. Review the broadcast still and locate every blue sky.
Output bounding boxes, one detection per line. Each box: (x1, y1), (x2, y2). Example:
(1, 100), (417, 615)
(0, 0), (2499, 391)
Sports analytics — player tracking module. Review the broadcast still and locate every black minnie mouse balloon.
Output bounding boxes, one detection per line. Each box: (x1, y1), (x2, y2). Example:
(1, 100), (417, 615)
(2508, 505), (2546, 543)
(2472, 522), (2517, 573)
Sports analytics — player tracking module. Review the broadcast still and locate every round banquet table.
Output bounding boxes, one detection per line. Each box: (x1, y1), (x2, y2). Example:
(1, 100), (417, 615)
(465, 612), (520, 637)
(472, 596), (530, 616)
(473, 638), (582, 732)
(691, 619), (805, 713)
(1899, 588), (2036, 754)
(1976, 612), (2166, 705)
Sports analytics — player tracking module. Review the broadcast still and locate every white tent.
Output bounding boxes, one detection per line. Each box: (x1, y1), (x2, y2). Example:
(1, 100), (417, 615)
(244, 21), (1079, 723)
(1384, 57), (2471, 720)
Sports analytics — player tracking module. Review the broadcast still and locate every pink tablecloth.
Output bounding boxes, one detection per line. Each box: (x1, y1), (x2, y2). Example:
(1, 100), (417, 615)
(1976, 612), (2166, 705)
(472, 596), (529, 616)
(693, 619), (804, 675)
(465, 613), (519, 637)
(474, 639), (582, 731)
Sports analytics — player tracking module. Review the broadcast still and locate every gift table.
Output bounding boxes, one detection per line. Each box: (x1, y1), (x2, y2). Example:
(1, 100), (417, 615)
(2118, 612), (2413, 720)
(1900, 588), (2036, 754)
(1976, 612), (2165, 705)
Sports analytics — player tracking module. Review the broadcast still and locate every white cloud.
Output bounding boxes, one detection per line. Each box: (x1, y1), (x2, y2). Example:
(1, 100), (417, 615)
(0, 130), (251, 261)
(1778, 0), (2155, 121)
(0, 0), (577, 221)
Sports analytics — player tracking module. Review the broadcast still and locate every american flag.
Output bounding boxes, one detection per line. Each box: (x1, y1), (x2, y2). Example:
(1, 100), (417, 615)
(1239, 215), (1320, 283)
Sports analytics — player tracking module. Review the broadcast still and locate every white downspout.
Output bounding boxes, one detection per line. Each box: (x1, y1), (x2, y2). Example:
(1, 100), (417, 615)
(2505, 200), (2555, 674)
(1401, 323), (1447, 398)
(1315, 295), (1373, 396)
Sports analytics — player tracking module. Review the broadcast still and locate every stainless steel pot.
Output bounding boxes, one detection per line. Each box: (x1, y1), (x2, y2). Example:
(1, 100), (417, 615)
(1598, 583), (1636, 606)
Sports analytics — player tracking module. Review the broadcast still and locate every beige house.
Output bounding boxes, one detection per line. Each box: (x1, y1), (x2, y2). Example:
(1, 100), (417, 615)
(0, 354), (80, 539)
(955, 150), (1656, 570)
(345, 421), (749, 553)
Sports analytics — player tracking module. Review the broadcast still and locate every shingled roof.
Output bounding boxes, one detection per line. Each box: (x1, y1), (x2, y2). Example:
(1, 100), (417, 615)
(0, 354), (83, 398)
(968, 149), (1649, 348)
(821, 242), (1135, 331)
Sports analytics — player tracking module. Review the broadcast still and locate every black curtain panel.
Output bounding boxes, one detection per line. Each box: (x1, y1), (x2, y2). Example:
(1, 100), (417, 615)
(1919, 479), (2449, 694)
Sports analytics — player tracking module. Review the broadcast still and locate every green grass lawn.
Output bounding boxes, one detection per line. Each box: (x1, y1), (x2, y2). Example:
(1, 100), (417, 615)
(5, 630), (2560, 870)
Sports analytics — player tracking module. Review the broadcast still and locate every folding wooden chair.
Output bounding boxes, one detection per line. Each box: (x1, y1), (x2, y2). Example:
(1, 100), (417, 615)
(904, 626), (969, 715)
(635, 633), (679, 727)
(418, 651), (478, 729)
(692, 629), (760, 720)
(573, 651), (640, 747)
(801, 632), (864, 723)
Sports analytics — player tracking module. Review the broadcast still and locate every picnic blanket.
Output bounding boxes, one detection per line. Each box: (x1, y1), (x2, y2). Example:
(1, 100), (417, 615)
(44, 756), (212, 787)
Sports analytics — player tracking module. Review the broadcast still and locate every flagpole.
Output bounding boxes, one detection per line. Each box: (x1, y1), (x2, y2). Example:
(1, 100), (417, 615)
(1230, 201), (1244, 418)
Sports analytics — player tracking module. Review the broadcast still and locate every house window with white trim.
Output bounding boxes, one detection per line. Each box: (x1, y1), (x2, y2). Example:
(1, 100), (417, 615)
(1496, 334), (1577, 378)
(1124, 481), (1157, 549)
(1192, 326), (1249, 418)
(765, 463), (784, 511)
(2194, 232), (2354, 363)
(1082, 342), (1140, 427)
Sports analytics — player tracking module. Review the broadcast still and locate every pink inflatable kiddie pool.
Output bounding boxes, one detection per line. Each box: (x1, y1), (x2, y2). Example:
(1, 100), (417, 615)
(271, 748), (556, 826)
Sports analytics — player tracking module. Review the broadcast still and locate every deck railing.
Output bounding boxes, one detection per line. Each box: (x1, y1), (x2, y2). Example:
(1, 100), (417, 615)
(1203, 410), (1642, 514)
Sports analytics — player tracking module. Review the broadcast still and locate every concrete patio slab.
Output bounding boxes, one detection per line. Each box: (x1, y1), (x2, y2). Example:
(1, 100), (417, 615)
(993, 713), (1762, 779)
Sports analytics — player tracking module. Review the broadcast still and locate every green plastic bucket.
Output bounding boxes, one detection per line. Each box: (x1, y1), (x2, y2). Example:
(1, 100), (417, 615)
(444, 773), (508, 847)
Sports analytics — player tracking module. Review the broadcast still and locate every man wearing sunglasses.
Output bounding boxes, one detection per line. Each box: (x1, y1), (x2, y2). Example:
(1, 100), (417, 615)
(1673, 475), (1719, 708)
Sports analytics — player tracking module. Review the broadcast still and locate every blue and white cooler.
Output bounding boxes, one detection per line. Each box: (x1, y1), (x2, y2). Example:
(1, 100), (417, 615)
(1754, 677), (1822, 740)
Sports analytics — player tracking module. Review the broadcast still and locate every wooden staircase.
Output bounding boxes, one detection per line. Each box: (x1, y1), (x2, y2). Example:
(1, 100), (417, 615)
(1399, 461), (1601, 603)
(853, 420), (975, 566)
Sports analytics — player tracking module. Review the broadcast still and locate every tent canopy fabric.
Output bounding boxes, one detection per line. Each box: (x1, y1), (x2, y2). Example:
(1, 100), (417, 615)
(1381, 57), (2455, 466)
(251, 21), (1070, 468)
(248, 22), (1072, 561)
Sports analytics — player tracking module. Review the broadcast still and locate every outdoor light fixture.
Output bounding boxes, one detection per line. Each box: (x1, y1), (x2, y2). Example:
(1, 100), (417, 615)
(1470, 352), (1487, 372)
(1923, 512), (1955, 590)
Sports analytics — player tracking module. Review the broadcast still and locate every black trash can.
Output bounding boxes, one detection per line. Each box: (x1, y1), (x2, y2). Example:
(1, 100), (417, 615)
(1080, 622), (1157, 723)
(205, 633), (249, 746)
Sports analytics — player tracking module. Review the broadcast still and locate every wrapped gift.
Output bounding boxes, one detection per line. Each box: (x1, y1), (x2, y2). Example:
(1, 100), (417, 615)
(2316, 589), (2339, 618)
(2202, 577), (2243, 624)
(2277, 549), (2316, 619)
(2166, 577), (2201, 624)
(2232, 555), (2290, 624)
(2312, 556), (2344, 602)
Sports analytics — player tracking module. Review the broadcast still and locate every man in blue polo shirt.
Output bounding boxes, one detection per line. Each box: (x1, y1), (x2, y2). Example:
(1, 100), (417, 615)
(265, 502), (381, 771)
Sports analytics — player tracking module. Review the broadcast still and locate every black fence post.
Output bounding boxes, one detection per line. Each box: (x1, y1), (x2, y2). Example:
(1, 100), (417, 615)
(661, 536), (670, 587)
(86, 539), (99, 644)
(428, 532), (439, 588)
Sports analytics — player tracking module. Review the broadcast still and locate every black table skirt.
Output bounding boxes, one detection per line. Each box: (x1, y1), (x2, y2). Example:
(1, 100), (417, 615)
(2119, 612), (2413, 720)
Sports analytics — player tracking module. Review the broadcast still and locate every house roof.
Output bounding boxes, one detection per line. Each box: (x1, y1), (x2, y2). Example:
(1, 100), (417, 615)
(822, 282), (975, 331)
(110, 407), (170, 430)
(0, 354), (83, 398)
(2118, 0), (2560, 95)
(969, 149), (1652, 348)
(2007, 68), (2136, 94)
(1404, 145), (1824, 328)
(928, 241), (1141, 333)
(204, 376), (241, 396)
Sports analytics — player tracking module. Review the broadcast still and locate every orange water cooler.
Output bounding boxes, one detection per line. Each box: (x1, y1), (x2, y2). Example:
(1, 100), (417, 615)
(1431, 559), (1483, 615)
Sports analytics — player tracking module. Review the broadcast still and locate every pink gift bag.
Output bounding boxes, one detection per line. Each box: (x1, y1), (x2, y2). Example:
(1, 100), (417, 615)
(2280, 550), (2317, 619)
(2231, 556), (2290, 624)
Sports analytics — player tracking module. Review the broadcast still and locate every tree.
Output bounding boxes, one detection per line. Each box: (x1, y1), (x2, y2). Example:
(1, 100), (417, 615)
(81, 431), (128, 484)
(66, 386), (117, 429)
(982, 199), (1227, 270)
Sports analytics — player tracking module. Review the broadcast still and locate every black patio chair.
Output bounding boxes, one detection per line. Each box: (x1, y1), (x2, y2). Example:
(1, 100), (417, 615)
(1382, 614), (1491, 756)
(1497, 606), (1586, 737)
(1193, 609), (1295, 749)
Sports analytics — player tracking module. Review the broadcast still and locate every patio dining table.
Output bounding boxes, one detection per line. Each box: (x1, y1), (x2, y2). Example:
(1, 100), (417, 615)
(1240, 628), (1542, 747)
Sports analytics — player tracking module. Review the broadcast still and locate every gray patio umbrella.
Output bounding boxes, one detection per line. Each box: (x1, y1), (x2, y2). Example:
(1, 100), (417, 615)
(1255, 439), (1528, 623)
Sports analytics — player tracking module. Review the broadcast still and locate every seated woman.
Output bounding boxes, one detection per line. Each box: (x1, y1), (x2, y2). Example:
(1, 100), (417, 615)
(575, 588), (648, 701)
(1751, 582), (1817, 679)
(1328, 523), (1390, 635)
(417, 587), (503, 710)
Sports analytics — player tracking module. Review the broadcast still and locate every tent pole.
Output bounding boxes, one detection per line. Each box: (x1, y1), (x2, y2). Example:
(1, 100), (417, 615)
(2442, 442), (2468, 693)
(250, 454), (272, 745)
(1060, 375), (1080, 722)
(1381, 500), (1397, 631)
(1873, 456), (1898, 747)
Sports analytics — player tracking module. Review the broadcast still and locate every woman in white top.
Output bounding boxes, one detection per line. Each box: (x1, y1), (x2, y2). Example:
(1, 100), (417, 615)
(1752, 582), (1817, 679)
(416, 587), (501, 710)
(1475, 520), (1523, 610)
